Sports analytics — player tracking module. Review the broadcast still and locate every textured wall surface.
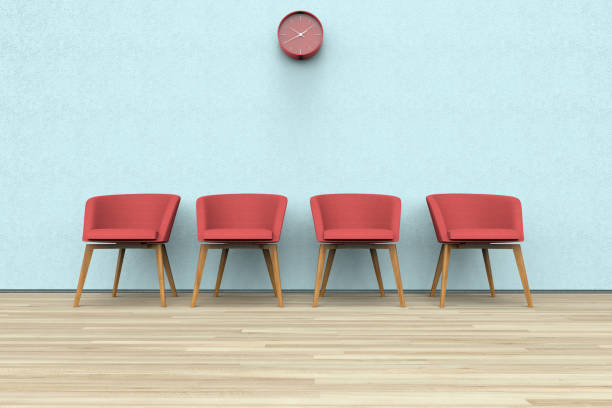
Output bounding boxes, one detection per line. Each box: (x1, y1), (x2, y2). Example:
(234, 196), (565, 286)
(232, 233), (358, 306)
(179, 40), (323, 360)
(1, 0), (611, 290)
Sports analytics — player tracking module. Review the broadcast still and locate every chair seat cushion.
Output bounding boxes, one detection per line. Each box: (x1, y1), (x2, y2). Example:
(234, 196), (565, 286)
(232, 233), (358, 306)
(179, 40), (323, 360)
(87, 228), (158, 241)
(201, 228), (273, 241)
(448, 228), (520, 241)
(323, 228), (394, 241)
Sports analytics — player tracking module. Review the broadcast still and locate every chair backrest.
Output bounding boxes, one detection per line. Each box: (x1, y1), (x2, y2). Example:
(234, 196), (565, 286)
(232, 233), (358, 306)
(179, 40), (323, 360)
(83, 194), (181, 242)
(310, 194), (401, 241)
(426, 194), (523, 242)
(196, 194), (288, 241)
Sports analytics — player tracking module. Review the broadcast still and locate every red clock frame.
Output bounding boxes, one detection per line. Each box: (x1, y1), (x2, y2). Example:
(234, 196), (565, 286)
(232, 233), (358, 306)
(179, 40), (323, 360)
(277, 11), (323, 60)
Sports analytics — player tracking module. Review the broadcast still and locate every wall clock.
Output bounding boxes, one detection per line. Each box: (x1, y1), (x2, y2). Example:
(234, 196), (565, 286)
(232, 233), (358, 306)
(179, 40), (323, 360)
(277, 11), (323, 60)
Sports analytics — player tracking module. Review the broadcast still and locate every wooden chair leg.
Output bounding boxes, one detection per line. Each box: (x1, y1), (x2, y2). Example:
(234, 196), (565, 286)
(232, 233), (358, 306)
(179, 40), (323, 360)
(429, 245), (444, 297)
(154, 244), (166, 307)
(269, 245), (283, 307)
(262, 249), (277, 297)
(191, 245), (208, 307)
(73, 245), (94, 307)
(313, 245), (326, 307)
(319, 248), (336, 297)
(512, 245), (533, 307)
(439, 244), (451, 308)
(214, 248), (229, 297)
(112, 248), (125, 297)
(388, 245), (406, 307)
(482, 248), (495, 297)
(369, 249), (385, 297)
(161, 245), (177, 297)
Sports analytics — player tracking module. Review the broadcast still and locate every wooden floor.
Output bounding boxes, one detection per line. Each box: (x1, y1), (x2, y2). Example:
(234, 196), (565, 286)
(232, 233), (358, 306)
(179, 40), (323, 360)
(1, 292), (612, 407)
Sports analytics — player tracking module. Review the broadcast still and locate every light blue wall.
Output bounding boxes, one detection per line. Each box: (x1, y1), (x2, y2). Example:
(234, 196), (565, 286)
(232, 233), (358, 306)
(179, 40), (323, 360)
(1, 0), (611, 291)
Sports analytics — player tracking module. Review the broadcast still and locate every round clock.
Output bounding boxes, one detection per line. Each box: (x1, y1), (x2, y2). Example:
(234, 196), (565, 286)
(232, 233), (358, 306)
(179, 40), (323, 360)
(277, 11), (323, 60)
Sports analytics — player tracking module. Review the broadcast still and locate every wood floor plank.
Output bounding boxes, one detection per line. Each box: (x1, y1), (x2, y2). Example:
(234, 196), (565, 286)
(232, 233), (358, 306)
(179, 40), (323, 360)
(0, 293), (611, 407)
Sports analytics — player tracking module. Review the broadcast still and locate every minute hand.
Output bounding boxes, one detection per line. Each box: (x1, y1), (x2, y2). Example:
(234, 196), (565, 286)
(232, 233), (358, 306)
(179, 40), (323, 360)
(301, 24), (315, 35)
(284, 34), (301, 44)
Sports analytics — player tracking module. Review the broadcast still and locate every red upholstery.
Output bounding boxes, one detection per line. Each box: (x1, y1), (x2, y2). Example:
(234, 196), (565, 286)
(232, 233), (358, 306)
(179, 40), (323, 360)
(83, 194), (180, 243)
(87, 228), (158, 241)
(426, 194), (524, 243)
(323, 228), (394, 241)
(310, 194), (401, 242)
(196, 194), (287, 242)
(202, 228), (273, 241)
(448, 228), (520, 241)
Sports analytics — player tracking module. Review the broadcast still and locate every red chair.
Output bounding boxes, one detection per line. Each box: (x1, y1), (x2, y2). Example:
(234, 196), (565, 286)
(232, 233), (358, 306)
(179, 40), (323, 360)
(191, 194), (287, 307)
(310, 194), (405, 307)
(74, 194), (181, 307)
(426, 194), (533, 307)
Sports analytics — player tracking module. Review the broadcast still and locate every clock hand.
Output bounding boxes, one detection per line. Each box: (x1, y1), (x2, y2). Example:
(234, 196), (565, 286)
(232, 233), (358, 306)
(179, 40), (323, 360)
(284, 34), (301, 44)
(300, 24), (315, 35)
(289, 27), (301, 35)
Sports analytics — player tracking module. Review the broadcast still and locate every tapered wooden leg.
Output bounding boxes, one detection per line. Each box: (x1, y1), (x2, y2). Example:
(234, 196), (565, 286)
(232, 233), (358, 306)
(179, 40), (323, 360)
(513, 245), (533, 307)
(73, 245), (94, 307)
(482, 248), (495, 297)
(154, 244), (166, 307)
(214, 248), (229, 297)
(388, 245), (406, 307)
(319, 248), (336, 297)
(429, 245), (444, 297)
(269, 245), (283, 307)
(191, 245), (208, 307)
(439, 244), (451, 308)
(112, 248), (125, 297)
(313, 245), (326, 307)
(369, 249), (385, 297)
(161, 245), (177, 297)
(262, 249), (277, 297)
